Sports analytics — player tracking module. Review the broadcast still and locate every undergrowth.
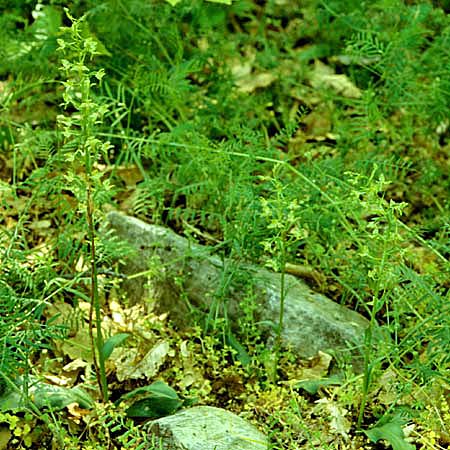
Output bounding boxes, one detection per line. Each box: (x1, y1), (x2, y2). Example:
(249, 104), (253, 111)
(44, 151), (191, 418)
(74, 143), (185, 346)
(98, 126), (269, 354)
(0, 0), (449, 448)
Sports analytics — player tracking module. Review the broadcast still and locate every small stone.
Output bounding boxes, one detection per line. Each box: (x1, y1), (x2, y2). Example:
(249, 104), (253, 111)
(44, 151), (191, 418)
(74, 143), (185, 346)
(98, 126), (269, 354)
(147, 406), (268, 450)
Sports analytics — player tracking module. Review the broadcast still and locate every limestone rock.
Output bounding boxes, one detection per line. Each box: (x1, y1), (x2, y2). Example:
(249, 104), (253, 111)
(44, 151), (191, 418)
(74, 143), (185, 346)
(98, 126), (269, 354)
(147, 406), (268, 450)
(106, 212), (370, 366)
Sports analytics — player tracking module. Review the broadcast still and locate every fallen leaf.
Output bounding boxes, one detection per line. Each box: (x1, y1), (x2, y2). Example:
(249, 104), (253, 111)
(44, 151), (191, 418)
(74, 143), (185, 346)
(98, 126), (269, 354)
(60, 327), (93, 363)
(137, 341), (173, 377)
(315, 398), (351, 439)
(301, 107), (333, 141)
(178, 340), (207, 390)
(63, 358), (89, 372)
(66, 402), (91, 423)
(114, 341), (173, 381)
(309, 60), (361, 98)
(113, 348), (139, 382)
(300, 351), (332, 380)
(43, 374), (72, 386)
(116, 165), (144, 187)
(230, 52), (277, 93)
(235, 72), (277, 93)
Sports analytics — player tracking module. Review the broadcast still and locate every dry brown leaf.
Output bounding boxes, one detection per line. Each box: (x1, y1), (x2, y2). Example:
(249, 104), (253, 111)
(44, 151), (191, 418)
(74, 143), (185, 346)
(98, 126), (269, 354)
(284, 351), (332, 388)
(315, 398), (351, 439)
(66, 402), (91, 424)
(116, 165), (144, 187)
(60, 327), (93, 363)
(43, 374), (72, 386)
(114, 340), (173, 381)
(301, 351), (332, 380)
(177, 340), (207, 390)
(63, 358), (89, 372)
(300, 105), (337, 142)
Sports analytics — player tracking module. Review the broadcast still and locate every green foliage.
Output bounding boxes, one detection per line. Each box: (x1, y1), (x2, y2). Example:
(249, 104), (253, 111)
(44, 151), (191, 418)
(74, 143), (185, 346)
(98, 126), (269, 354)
(0, 3), (62, 77)
(365, 415), (415, 450)
(0, 201), (66, 402)
(101, 333), (130, 360)
(0, 377), (94, 412)
(120, 380), (183, 419)
(0, 411), (34, 448)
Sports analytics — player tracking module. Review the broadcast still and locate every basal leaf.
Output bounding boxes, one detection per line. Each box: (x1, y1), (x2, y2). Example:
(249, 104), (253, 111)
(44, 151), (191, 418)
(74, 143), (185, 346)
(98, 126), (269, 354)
(126, 396), (182, 419)
(121, 380), (179, 402)
(0, 378), (94, 412)
(364, 417), (415, 450)
(122, 380), (182, 419)
(33, 384), (94, 410)
(226, 332), (251, 366)
(296, 376), (342, 395)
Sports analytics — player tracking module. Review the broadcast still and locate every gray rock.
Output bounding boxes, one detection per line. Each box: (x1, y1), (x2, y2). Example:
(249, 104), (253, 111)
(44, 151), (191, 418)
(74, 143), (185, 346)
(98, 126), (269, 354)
(256, 269), (369, 362)
(147, 406), (268, 450)
(106, 212), (370, 366)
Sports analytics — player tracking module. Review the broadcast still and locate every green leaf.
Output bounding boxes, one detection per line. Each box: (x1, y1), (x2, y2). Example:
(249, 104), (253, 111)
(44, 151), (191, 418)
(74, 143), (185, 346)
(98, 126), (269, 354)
(121, 380), (182, 419)
(226, 332), (251, 366)
(101, 333), (129, 360)
(126, 396), (182, 419)
(33, 385), (94, 410)
(0, 389), (22, 411)
(120, 380), (179, 401)
(0, 378), (94, 412)
(364, 417), (415, 450)
(295, 376), (342, 395)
